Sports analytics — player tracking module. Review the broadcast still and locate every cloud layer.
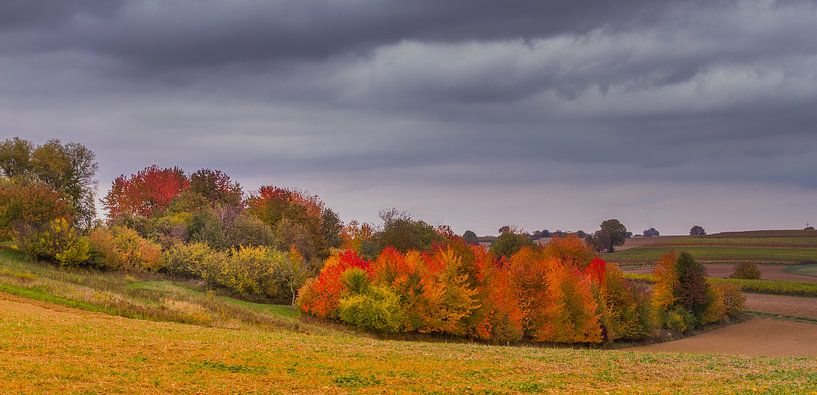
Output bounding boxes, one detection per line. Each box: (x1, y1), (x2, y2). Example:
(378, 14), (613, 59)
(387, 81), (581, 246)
(2, 0), (816, 235)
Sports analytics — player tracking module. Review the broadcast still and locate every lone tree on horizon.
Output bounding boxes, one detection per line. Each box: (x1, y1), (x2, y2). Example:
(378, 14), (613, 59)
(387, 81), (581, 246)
(690, 225), (706, 236)
(589, 219), (628, 253)
(643, 227), (660, 237)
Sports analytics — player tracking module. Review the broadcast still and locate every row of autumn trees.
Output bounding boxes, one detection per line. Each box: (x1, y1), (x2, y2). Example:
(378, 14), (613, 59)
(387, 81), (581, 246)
(297, 234), (744, 343)
(1, 137), (743, 342)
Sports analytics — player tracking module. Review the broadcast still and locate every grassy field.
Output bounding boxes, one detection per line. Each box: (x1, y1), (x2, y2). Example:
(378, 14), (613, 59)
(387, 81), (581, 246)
(0, 246), (307, 332)
(2, 244), (817, 393)
(3, 295), (817, 393)
(608, 245), (817, 264)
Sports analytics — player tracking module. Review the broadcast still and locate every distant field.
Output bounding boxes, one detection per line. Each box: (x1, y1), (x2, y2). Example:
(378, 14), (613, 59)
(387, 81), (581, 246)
(608, 245), (817, 264)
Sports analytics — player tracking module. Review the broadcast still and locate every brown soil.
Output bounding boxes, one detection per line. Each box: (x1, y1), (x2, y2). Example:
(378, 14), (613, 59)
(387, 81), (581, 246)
(744, 293), (817, 319)
(630, 318), (817, 357)
(623, 263), (817, 283)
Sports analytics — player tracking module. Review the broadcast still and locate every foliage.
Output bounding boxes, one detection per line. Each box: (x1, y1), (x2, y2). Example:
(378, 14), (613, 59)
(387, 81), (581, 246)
(247, 185), (338, 259)
(88, 226), (165, 272)
(16, 217), (89, 266)
(543, 234), (596, 268)
(489, 230), (534, 259)
(103, 165), (189, 218)
(362, 209), (445, 258)
(415, 248), (480, 335)
(627, 272), (817, 298)
(731, 262), (761, 279)
(296, 250), (371, 318)
(338, 282), (405, 333)
(690, 225), (706, 236)
(462, 230), (479, 245)
(0, 138), (98, 228)
(588, 219), (628, 253)
(189, 168), (243, 206)
(651, 251), (735, 332)
(0, 181), (73, 247)
(601, 264), (653, 340)
(340, 220), (374, 252)
(643, 228), (660, 237)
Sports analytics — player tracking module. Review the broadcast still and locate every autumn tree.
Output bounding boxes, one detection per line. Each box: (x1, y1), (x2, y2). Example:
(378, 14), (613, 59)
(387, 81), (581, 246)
(189, 168), (242, 206)
(0, 138), (98, 228)
(103, 165), (189, 218)
(362, 209), (443, 258)
(247, 185), (340, 259)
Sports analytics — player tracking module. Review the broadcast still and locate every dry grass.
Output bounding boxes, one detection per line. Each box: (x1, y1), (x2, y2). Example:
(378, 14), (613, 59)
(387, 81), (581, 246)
(2, 296), (816, 394)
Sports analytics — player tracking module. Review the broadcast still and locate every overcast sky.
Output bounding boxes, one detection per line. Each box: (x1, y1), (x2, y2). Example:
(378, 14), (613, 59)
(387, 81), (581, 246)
(2, 0), (816, 235)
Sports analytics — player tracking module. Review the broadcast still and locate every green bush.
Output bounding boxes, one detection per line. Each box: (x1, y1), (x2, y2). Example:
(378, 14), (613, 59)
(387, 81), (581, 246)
(163, 241), (216, 277)
(730, 262), (760, 280)
(18, 217), (90, 266)
(88, 226), (164, 272)
(338, 285), (405, 333)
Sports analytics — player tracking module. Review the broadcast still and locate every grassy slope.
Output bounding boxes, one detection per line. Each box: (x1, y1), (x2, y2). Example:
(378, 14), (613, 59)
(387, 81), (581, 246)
(2, 296), (817, 393)
(608, 239), (817, 264)
(0, 246), (305, 331)
(2, 245), (817, 393)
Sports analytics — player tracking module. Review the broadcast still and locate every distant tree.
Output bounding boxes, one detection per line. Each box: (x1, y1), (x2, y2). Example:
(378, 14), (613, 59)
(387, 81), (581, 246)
(805, 226), (814, 231)
(590, 219), (628, 253)
(462, 230), (479, 245)
(576, 230), (587, 238)
(689, 225), (706, 236)
(643, 228), (660, 238)
(552, 230), (566, 238)
(489, 231), (534, 258)
(498, 225), (511, 235)
(361, 209), (444, 258)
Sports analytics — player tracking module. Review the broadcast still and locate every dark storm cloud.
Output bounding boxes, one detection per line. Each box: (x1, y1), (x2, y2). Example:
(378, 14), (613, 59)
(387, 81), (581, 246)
(1, 0), (816, 234)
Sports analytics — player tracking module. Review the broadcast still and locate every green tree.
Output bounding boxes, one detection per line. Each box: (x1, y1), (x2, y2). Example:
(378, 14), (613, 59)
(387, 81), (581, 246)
(689, 225), (706, 236)
(489, 231), (534, 258)
(590, 219), (628, 253)
(462, 230), (479, 245)
(0, 138), (98, 228)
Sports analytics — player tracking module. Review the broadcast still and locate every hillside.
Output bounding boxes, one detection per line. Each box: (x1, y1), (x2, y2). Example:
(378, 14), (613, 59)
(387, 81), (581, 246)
(2, 244), (817, 393)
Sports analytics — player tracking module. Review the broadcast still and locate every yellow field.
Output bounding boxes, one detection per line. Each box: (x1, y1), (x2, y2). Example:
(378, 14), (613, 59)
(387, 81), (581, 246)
(2, 293), (816, 394)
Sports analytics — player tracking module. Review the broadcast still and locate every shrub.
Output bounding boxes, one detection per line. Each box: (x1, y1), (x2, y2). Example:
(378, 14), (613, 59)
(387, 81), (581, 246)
(163, 241), (217, 277)
(18, 217), (85, 264)
(731, 262), (760, 280)
(88, 226), (164, 272)
(56, 236), (91, 267)
(338, 283), (405, 333)
(703, 281), (744, 322)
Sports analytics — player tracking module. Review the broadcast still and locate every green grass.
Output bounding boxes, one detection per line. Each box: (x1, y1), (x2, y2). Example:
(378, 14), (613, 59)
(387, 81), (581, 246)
(657, 237), (817, 247)
(608, 246), (817, 264)
(784, 263), (817, 277)
(0, 245), (306, 331)
(625, 273), (817, 297)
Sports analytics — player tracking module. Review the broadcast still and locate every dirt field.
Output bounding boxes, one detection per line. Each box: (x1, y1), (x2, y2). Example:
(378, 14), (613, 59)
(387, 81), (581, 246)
(630, 318), (817, 357)
(623, 263), (817, 283)
(744, 293), (817, 319)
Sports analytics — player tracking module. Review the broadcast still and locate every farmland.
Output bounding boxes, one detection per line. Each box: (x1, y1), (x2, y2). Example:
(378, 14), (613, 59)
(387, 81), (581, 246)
(608, 232), (817, 264)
